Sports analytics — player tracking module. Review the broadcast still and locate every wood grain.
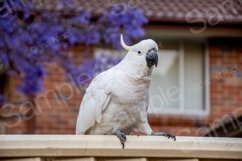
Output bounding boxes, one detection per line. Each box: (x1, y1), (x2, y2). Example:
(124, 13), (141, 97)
(0, 135), (241, 159)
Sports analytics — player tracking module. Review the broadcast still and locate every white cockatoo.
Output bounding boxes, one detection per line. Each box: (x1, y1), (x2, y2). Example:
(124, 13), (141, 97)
(76, 35), (176, 148)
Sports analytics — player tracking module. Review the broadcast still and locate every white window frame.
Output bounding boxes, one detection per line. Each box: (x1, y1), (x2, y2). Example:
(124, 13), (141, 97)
(148, 42), (210, 116)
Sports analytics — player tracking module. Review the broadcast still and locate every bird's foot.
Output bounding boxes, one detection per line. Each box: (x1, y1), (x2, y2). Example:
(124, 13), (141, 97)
(113, 128), (127, 149)
(151, 132), (176, 141)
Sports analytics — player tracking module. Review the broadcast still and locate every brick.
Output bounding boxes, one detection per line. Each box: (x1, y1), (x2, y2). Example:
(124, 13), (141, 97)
(210, 47), (219, 56)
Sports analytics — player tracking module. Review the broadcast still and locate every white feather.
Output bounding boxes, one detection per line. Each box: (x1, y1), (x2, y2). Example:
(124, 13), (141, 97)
(75, 70), (112, 134)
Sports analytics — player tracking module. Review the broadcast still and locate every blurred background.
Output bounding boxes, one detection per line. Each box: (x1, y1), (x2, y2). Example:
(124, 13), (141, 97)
(0, 0), (242, 137)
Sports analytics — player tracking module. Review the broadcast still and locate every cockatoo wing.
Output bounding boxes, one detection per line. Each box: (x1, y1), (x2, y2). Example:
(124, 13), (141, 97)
(75, 70), (112, 134)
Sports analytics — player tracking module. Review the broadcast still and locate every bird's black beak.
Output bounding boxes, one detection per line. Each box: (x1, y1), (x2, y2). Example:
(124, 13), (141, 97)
(146, 48), (158, 68)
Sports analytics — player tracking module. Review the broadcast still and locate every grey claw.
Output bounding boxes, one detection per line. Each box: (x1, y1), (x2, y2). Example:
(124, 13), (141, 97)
(151, 132), (176, 141)
(166, 133), (176, 141)
(123, 134), (127, 141)
(113, 129), (127, 148)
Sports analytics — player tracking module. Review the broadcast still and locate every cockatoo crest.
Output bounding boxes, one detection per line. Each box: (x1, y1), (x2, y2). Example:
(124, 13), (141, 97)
(120, 34), (159, 70)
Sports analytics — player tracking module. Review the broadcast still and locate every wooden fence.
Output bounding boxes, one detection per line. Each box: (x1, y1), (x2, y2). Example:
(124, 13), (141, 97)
(0, 135), (242, 161)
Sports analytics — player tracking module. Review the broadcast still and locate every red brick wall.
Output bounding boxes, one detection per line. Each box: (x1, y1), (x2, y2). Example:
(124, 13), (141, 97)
(1, 41), (242, 135)
(208, 41), (242, 135)
(0, 63), (82, 134)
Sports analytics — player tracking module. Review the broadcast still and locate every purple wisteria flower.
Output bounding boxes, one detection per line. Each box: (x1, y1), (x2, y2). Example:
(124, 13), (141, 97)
(0, 0), (147, 103)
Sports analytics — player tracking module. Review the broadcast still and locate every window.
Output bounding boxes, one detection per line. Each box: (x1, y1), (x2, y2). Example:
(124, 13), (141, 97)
(148, 41), (209, 115)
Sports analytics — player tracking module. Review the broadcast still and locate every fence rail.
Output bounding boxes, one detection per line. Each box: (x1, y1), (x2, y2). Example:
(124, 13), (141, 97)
(0, 135), (242, 161)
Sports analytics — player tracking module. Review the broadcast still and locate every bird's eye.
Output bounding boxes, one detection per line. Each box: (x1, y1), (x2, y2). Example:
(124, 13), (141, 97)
(138, 51), (141, 55)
